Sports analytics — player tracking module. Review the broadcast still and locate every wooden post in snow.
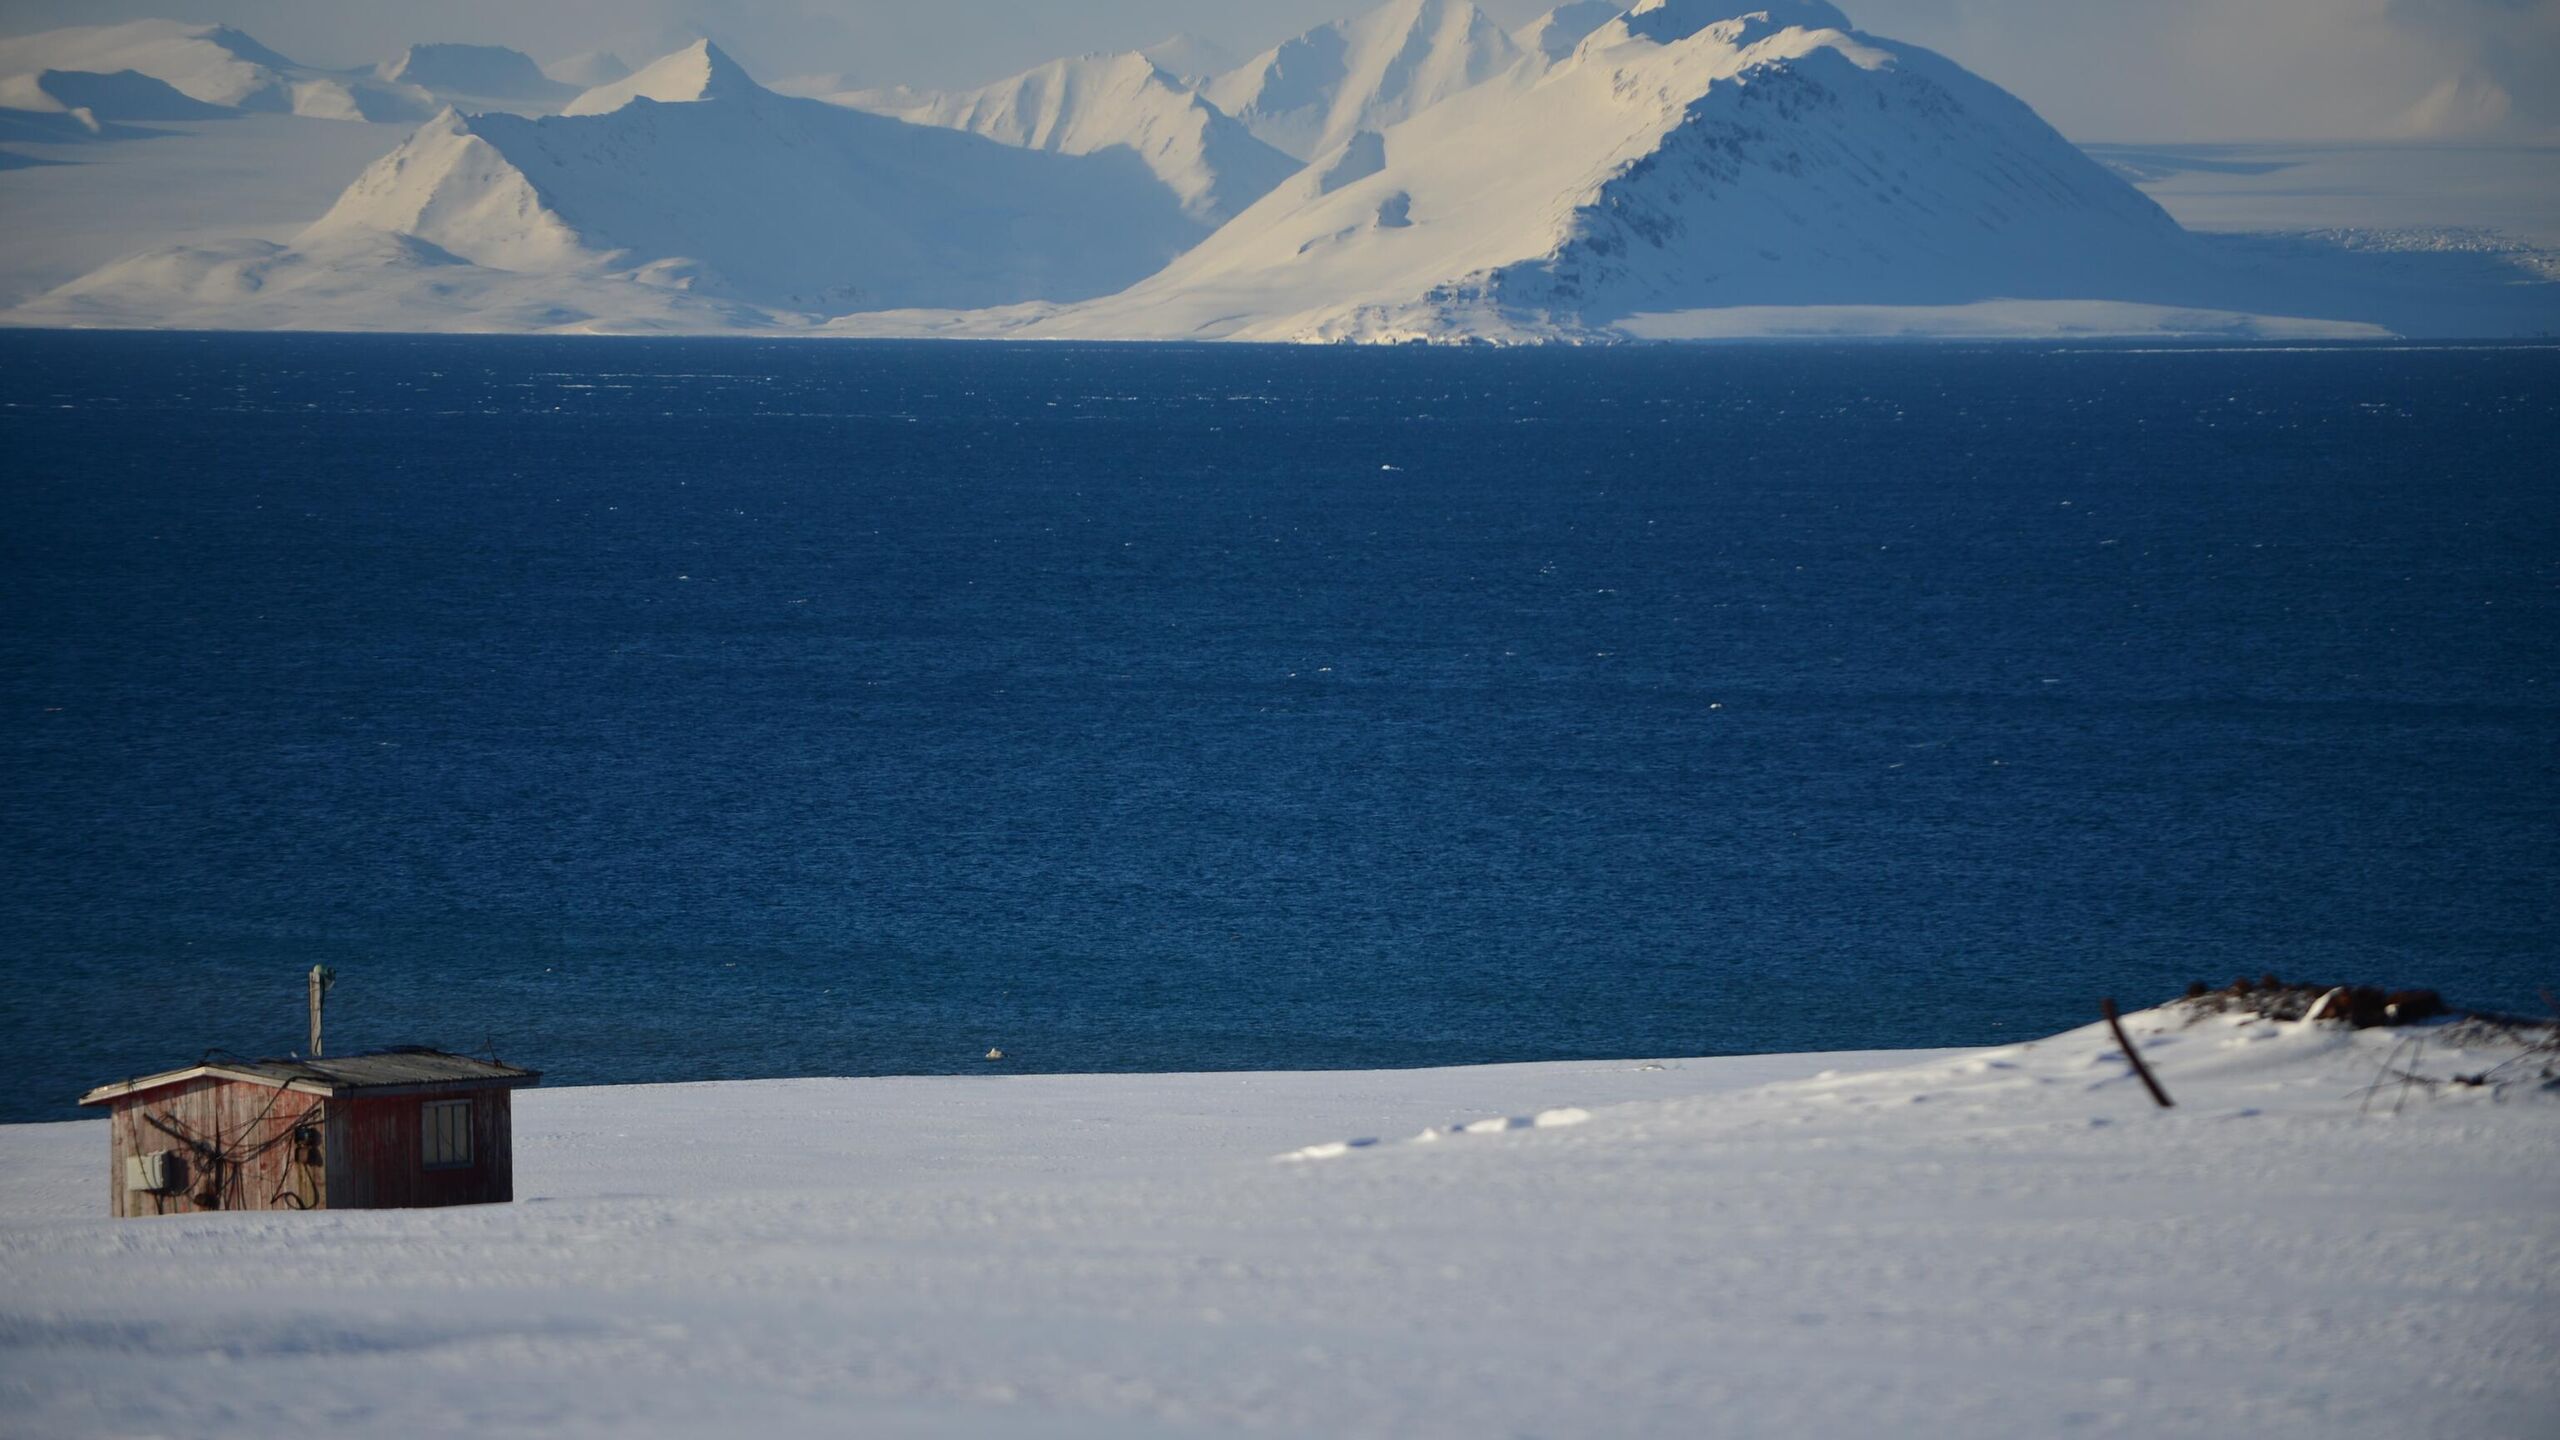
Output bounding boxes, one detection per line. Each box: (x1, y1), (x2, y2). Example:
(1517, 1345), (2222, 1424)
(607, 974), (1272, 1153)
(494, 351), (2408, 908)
(2101, 997), (2174, 1109)
(308, 965), (333, 1058)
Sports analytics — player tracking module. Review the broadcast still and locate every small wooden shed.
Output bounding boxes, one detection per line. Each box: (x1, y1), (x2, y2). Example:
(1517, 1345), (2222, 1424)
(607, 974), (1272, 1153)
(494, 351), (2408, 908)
(79, 1048), (540, 1217)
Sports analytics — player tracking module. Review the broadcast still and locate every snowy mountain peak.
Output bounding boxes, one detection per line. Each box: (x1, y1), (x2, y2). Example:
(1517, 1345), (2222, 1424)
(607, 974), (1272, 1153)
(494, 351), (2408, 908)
(562, 39), (760, 116)
(833, 49), (1301, 226)
(191, 24), (300, 73)
(1519, 2), (1623, 64)
(19, 0), (2551, 342)
(1202, 0), (1525, 160)
(286, 49), (1216, 322)
(0, 18), (435, 121)
(1139, 33), (1239, 85)
(1034, 3), (2193, 343)
(1608, 0), (1855, 49)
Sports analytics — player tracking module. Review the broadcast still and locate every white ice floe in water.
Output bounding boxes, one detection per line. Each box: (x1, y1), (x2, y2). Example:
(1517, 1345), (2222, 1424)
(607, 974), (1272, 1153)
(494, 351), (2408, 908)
(2, 1004), (2552, 1438)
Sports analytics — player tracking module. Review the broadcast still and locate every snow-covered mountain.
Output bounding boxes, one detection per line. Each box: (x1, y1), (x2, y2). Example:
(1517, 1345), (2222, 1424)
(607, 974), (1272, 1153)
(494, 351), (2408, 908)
(262, 41), (1203, 316)
(831, 52), (1301, 226)
(1519, 1), (1625, 63)
(8, 2), (2554, 340)
(0, 20), (435, 122)
(1201, 0), (1526, 160)
(1140, 34), (1240, 86)
(1021, 0), (2203, 341)
(380, 43), (576, 110)
(0, 66), (230, 123)
(558, 40), (764, 117)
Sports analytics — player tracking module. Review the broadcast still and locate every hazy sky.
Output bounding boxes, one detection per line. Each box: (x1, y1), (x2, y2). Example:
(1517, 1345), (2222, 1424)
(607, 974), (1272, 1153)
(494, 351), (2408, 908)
(0, 0), (2550, 141)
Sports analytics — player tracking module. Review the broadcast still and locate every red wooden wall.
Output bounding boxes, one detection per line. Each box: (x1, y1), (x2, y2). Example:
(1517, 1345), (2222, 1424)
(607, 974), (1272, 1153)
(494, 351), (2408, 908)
(105, 1081), (515, 1215)
(104, 1077), (327, 1218)
(326, 1089), (514, 1210)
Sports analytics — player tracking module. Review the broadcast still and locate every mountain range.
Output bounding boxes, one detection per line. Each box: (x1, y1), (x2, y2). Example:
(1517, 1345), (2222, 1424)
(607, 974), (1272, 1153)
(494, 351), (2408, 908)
(1, 1), (2552, 341)
(0, 19), (437, 124)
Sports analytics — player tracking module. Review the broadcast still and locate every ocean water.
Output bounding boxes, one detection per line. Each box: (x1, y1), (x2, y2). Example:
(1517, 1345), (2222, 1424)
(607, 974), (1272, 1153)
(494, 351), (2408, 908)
(2, 332), (2553, 1122)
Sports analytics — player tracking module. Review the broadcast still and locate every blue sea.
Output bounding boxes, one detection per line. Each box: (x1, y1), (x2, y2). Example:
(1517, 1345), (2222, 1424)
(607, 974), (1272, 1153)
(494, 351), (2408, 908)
(2, 332), (2553, 1122)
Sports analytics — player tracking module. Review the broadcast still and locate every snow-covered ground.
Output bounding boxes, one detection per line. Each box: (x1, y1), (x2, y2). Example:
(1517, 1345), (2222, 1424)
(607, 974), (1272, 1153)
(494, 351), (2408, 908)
(3, 1006), (2552, 1438)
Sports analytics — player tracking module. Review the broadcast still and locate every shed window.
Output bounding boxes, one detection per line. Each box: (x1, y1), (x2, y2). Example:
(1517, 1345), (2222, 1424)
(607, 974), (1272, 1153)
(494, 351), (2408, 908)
(422, 1099), (474, 1169)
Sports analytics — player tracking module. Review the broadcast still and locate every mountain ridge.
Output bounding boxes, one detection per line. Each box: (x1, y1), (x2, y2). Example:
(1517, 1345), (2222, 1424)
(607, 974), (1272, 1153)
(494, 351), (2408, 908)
(1201, 0), (1526, 160)
(1002, 0), (2195, 341)
(830, 50), (1300, 226)
(6, 2), (2554, 341)
(0, 19), (436, 122)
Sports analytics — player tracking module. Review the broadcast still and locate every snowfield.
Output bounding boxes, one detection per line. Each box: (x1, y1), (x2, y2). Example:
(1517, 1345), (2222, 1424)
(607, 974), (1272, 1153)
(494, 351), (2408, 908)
(2, 1005), (2552, 1438)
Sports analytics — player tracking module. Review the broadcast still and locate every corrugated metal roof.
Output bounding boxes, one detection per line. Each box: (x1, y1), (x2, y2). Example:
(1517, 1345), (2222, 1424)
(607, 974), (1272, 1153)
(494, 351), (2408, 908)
(81, 1048), (540, 1106)
(250, 1049), (541, 1092)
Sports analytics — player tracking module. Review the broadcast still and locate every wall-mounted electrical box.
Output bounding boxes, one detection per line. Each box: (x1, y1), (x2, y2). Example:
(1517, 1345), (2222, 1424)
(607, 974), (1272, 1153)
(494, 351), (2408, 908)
(124, 1149), (180, 1193)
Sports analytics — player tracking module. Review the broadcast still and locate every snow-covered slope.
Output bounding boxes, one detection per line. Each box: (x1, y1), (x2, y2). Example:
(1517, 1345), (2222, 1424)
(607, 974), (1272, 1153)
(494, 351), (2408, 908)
(0, 112), (479, 308)
(1519, 0), (1624, 63)
(0, 66), (231, 122)
(560, 38), (765, 117)
(1033, 0), (2203, 341)
(1202, 0), (1527, 160)
(3, 1007), (2552, 1437)
(267, 41), (1206, 316)
(381, 43), (577, 110)
(1140, 33), (1240, 86)
(0, 20), (435, 122)
(833, 51), (1301, 225)
(19, 230), (784, 334)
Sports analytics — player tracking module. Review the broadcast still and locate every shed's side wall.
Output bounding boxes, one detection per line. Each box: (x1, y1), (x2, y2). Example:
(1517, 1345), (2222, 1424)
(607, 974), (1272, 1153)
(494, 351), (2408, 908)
(106, 1078), (326, 1218)
(328, 1089), (513, 1210)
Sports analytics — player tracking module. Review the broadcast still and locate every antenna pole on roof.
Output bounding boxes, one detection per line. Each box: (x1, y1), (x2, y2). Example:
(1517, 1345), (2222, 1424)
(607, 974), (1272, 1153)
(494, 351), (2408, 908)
(308, 965), (337, 1059)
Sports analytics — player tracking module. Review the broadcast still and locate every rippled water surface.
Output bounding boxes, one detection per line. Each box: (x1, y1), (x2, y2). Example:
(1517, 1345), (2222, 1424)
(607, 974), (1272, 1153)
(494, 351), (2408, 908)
(2, 333), (2553, 1120)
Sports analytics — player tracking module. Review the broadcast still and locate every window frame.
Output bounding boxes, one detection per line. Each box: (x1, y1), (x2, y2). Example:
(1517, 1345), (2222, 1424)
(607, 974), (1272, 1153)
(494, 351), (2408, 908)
(421, 1097), (475, 1171)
